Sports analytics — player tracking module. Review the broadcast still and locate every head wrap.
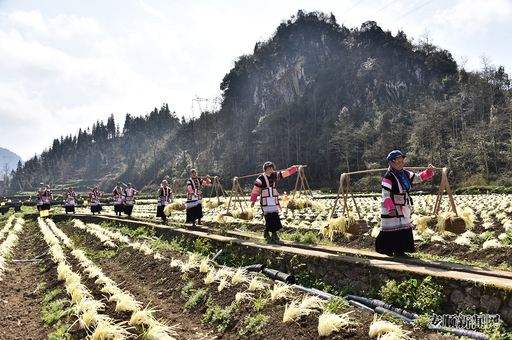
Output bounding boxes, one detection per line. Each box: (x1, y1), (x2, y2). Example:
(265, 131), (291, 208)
(263, 161), (274, 171)
(387, 150), (406, 161)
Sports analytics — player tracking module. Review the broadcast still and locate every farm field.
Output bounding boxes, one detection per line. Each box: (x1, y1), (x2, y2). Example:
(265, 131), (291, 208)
(58, 192), (512, 271)
(0, 213), (464, 340)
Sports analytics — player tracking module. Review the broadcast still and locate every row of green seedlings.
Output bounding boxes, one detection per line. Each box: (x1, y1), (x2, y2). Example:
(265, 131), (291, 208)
(175, 249), (412, 338)
(0, 216), (24, 280)
(71, 219), (166, 260)
(43, 218), (178, 339)
(67, 218), (411, 338)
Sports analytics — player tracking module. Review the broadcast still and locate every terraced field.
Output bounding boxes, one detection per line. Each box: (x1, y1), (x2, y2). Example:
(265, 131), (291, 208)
(0, 213), (465, 339)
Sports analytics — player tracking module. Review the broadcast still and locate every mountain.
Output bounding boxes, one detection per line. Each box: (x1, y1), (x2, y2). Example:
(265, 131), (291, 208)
(0, 147), (23, 177)
(6, 10), (512, 194)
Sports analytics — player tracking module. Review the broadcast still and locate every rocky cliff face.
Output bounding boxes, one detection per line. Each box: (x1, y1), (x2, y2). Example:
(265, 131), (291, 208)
(220, 14), (452, 121)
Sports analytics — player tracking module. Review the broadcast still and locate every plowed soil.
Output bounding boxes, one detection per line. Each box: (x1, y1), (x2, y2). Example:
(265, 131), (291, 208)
(0, 215), (461, 339)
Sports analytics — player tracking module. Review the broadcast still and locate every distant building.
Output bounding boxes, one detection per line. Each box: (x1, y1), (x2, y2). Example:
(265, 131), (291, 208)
(0, 181), (4, 196)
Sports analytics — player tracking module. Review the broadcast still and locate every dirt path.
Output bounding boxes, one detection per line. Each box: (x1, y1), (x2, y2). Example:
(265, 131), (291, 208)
(0, 220), (50, 339)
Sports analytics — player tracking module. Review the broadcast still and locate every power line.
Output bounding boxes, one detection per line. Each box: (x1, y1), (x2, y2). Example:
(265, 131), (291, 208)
(393, 0), (436, 22)
(343, 0), (369, 15)
(370, 0), (401, 17)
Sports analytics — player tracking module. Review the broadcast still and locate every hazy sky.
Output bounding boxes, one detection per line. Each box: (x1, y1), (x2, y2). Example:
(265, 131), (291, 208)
(1, 0), (511, 161)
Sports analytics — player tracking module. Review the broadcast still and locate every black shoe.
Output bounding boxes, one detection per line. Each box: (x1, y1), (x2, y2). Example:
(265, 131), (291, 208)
(385, 253), (393, 257)
(263, 230), (270, 239)
(394, 252), (410, 258)
(271, 232), (280, 241)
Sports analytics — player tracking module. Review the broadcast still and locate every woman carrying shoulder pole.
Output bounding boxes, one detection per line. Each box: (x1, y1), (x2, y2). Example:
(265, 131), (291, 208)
(186, 169), (210, 226)
(376, 150), (436, 258)
(250, 162), (299, 241)
(112, 182), (124, 216)
(156, 180), (173, 223)
(123, 183), (139, 218)
(89, 187), (103, 215)
(65, 187), (77, 214)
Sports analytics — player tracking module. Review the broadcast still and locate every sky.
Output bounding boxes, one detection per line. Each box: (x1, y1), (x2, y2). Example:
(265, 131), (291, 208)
(0, 0), (511, 164)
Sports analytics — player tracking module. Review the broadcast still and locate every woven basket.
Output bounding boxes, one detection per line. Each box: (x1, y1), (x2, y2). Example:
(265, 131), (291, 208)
(222, 211), (253, 220)
(286, 199), (312, 210)
(444, 217), (466, 234)
(427, 216), (438, 228)
(346, 220), (369, 235)
(286, 201), (297, 210)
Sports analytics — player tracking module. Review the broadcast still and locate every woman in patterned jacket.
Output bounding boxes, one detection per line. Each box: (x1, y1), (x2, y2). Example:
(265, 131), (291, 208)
(186, 170), (210, 226)
(123, 183), (139, 217)
(250, 162), (298, 241)
(376, 150), (435, 258)
(156, 180), (173, 223)
(112, 182), (124, 216)
(64, 187), (77, 214)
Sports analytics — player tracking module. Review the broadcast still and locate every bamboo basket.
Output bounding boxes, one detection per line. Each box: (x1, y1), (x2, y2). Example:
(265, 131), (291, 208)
(347, 220), (369, 235)
(221, 211), (253, 220)
(286, 199), (312, 210)
(427, 216), (438, 228)
(444, 217), (466, 234)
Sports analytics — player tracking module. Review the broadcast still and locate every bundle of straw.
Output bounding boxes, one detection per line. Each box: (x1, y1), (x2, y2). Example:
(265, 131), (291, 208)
(328, 214), (368, 235)
(433, 206), (476, 235)
(283, 193), (325, 212)
(414, 215), (436, 234)
(205, 200), (225, 209)
(218, 207), (255, 222)
(164, 200), (186, 215)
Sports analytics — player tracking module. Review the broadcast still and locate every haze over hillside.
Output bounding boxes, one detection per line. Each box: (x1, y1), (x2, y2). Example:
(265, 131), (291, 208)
(0, 147), (23, 178)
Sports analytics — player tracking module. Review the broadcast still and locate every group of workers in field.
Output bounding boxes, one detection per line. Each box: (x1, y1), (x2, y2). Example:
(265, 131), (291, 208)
(35, 151), (435, 256)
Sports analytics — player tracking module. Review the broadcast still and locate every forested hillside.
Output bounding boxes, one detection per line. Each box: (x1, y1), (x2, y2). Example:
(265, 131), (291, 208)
(7, 10), (512, 194)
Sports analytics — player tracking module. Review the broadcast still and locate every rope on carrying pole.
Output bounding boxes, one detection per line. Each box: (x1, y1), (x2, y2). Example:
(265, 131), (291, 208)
(330, 167), (445, 220)
(224, 165), (306, 215)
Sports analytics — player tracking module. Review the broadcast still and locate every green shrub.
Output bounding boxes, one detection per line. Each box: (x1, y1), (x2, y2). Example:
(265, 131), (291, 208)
(181, 281), (195, 301)
(324, 296), (349, 314)
(202, 297), (238, 333)
(379, 276), (443, 314)
(184, 288), (208, 313)
(239, 314), (269, 337)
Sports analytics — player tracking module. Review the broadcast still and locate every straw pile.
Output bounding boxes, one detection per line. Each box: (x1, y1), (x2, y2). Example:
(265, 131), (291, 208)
(282, 193), (325, 212)
(216, 207), (255, 222)
(164, 200), (186, 215)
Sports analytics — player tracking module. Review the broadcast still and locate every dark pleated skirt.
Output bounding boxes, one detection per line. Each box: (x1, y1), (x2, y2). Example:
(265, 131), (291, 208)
(114, 204), (124, 213)
(91, 204), (102, 213)
(263, 212), (283, 233)
(65, 206), (75, 213)
(124, 205), (134, 216)
(186, 204), (202, 222)
(41, 203), (51, 211)
(375, 227), (415, 254)
(156, 205), (166, 218)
